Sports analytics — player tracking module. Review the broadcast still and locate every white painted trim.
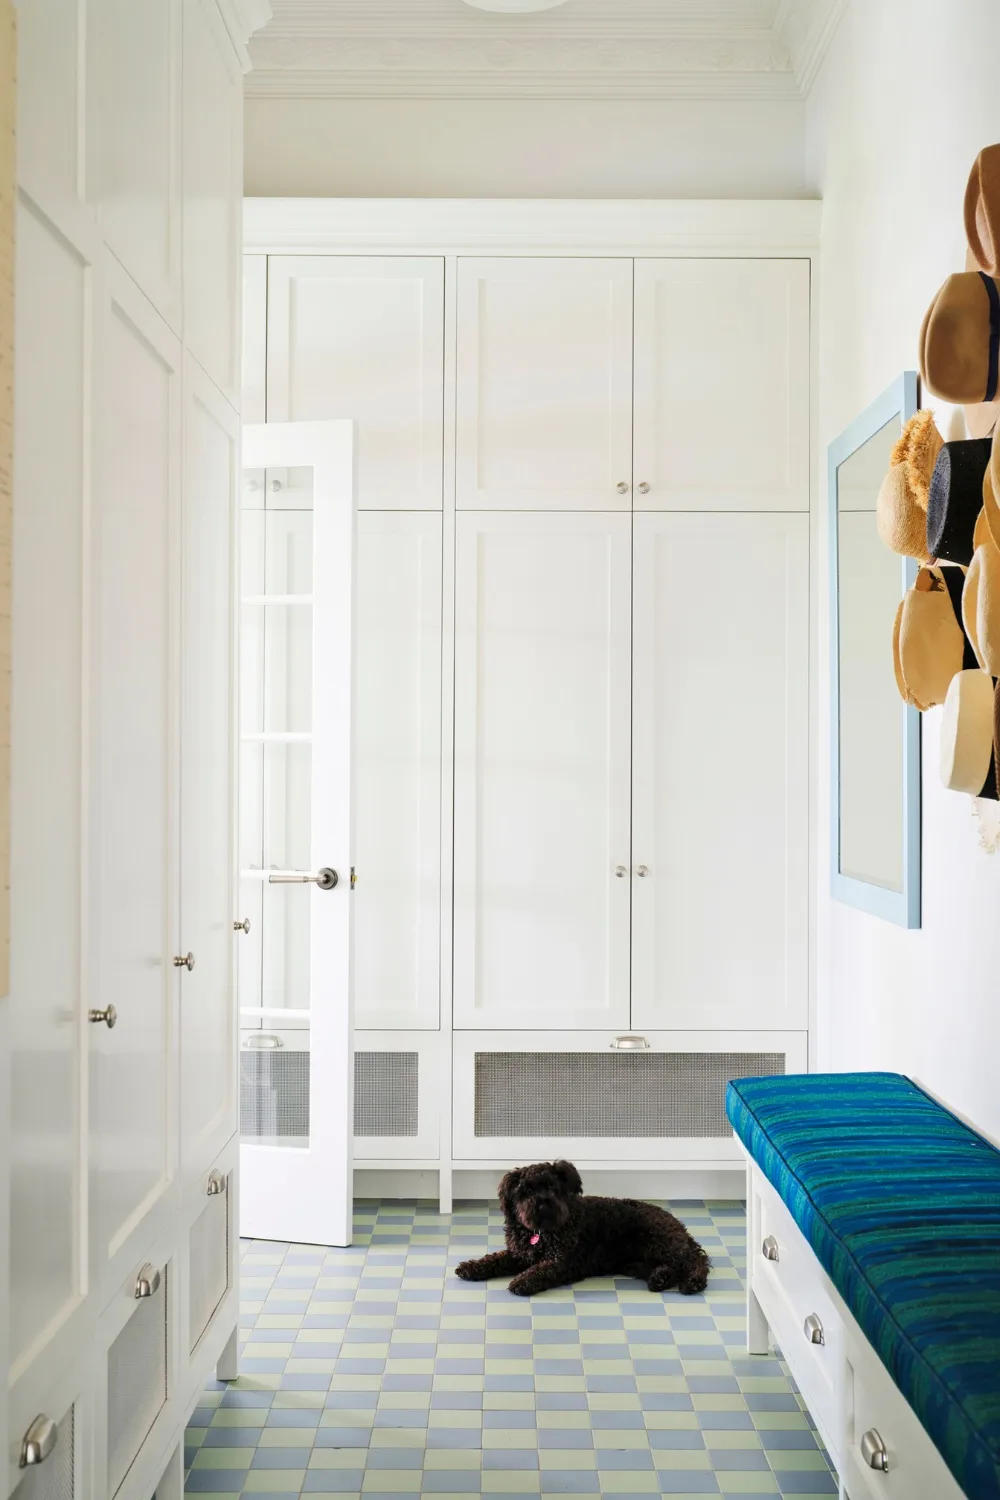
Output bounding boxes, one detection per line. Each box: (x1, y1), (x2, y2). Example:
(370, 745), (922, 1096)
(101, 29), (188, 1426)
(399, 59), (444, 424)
(357, 1167), (747, 1202)
(244, 198), (822, 258)
(214, 0), (272, 70)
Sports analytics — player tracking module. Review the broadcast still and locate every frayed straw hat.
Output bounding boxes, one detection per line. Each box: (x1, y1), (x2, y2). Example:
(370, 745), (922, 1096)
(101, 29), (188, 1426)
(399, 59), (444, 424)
(940, 669), (998, 799)
(920, 271), (1000, 406)
(876, 410), (941, 561)
(965, 145), (1000, 277)
(893, 564), (975, 711)
(927, 437), (993, 564)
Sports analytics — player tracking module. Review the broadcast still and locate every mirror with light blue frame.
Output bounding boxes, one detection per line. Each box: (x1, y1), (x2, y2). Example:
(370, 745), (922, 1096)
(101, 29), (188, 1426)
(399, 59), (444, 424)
(829, 370), (921, 927)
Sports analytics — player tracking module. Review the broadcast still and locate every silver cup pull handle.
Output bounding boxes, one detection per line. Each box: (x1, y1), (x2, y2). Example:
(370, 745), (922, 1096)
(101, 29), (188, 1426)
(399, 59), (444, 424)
(135, 1263), (161, 1299)
(269, 867), (338, 890)
(207, 1169), (228, 1196)
(803, 1313), (824, 1345)
(860, 1428), (889, 1472)
(20, 1415), (57, 1468)
(611, 1035), (649, 1050)
(762, 1235), (779, 1262)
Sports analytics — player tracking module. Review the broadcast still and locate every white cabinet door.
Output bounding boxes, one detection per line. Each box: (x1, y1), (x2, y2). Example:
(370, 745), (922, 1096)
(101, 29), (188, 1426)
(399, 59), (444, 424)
(7, 191), (95, 1494)
(456, 258), (634, 511)
(179, 360), (238, 1193)
(454, 513), (632, 1031)
(633, 259), (810, 511)
(182, 0), (242, 404)
(89, 0), (181, 330)
(355, 513), (442, 1030)
(267, 256), (444, 509)
(89, 258), (181, 1306)
(630, 513), (809, 1032)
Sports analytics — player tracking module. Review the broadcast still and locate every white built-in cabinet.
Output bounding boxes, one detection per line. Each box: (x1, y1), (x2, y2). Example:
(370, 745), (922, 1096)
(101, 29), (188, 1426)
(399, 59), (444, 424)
(242, 204), (816, 1194)
(6, 3), (261, 1496)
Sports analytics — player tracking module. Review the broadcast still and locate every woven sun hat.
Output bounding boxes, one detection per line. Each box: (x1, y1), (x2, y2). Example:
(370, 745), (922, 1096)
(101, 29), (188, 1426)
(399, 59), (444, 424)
(893, 563), (975, 711)
(965, 145), (1000, 276)
(962, 527), (1000, 675)
(919, 271), (1000, 406)
(988, 426), (1000, 548)
(876, 409), (941, 561)
(926, 436), (993, 564)
(940, 668), (998, 798)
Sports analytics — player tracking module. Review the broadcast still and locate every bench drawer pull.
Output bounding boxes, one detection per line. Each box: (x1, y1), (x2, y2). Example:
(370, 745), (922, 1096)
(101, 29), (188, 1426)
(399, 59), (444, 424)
(860, 1428), (889, 1472)
(761, 1235), (779, 1262)
(803, 1312), (824, 1345)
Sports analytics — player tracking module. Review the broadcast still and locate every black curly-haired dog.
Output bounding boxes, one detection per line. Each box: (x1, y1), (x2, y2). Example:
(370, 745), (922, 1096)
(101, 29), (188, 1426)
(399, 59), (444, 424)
(455, 1160), (710, 1298)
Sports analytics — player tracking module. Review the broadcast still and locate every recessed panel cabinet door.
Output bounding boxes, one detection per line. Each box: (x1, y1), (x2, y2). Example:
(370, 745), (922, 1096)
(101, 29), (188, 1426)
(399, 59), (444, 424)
(90, 259), (181, 1304)
(456, 258), (634, 510)
(354, 513), (442, 1030)
(633, 259), (810, 510)
(630, 513), (809, 1032)
(180, 362), (238, 1191)
(454, 513), (632, 1031)
(267, 256), (444, 509)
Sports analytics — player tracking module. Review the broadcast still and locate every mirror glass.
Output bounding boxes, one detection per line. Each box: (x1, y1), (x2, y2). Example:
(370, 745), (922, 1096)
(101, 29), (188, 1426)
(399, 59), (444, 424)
(829, 372), (920, 927)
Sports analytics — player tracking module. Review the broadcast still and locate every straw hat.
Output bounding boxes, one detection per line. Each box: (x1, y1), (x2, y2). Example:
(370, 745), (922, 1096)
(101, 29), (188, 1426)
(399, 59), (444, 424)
(919, 271), (1000, 406)
(940, 669), (998, 798)
(962, 530), (1000, 675)
(926, 437), (993, 564)
(965, 145), (1000, 276)
(893, 564), (974, 711)
(876, 410), (941, 561)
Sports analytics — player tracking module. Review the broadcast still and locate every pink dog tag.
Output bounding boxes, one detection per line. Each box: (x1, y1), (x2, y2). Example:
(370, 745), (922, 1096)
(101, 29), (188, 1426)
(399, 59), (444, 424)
(530, 1234), (540, 1245)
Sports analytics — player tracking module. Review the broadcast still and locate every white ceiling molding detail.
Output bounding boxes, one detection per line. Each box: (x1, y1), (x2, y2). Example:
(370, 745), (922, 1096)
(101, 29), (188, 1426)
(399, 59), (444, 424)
(217, 0), (273, 68)
(246, 0), (844, 101)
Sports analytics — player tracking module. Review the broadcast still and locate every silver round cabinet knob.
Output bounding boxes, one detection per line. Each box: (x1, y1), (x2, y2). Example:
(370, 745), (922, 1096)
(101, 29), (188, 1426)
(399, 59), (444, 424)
(173, 952), (195, 971)
(269, 479), (282, 492)
(88, 1005), (117, 1029)
(638, 482), (650, 494)
(234, 917), (251, 934)
(636, 865), (649, 878)
(614, 865), (628, 878)
(616, 481), (630, 495)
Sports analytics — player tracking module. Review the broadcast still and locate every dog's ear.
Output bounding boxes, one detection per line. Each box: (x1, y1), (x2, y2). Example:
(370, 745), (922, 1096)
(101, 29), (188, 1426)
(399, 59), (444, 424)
(553, 1160), (583, 1196)
(498, 1168), (523, 1216)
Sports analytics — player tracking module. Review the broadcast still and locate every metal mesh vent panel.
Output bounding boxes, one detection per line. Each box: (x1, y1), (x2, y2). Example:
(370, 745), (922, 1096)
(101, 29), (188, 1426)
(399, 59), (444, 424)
(474, 1051), (784, 1138)
(13, 1409), (74, 1500)
(107, 1269), (168, 1496)
(240, 1048), (309, 1139)
(354, 1052), (419, 1137)
(189, 1189), (230, 1354)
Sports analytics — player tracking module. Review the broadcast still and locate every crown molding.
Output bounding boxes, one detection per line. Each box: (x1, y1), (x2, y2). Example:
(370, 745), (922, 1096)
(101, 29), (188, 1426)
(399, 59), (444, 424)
(773, 0), (846, 93)
(216, 0), (273, 69)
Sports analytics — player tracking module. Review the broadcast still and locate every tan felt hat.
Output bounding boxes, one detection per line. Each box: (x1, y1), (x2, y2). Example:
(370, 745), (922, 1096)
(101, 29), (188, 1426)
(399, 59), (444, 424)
(965, 145), (1000, 276)
(962, 245), (1000, 437)
(893, 564), (974, 712)
(962, 534), (1000, 675)
(995, 679), (1000, 792)
(940, 669), (998, 798)
(876, 410), (941, 561)
(919, 271), (1000, 406)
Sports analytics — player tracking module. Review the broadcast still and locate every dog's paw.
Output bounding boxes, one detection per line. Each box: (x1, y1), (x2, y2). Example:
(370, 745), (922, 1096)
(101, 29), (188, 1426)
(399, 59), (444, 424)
(454, 1259), (481, 1281)
(507, 1276), (534, 1297)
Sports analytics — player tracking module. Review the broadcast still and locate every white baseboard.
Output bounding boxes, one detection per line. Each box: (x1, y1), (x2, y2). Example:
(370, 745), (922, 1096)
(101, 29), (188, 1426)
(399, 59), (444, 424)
(354, 1167), (745, 1203)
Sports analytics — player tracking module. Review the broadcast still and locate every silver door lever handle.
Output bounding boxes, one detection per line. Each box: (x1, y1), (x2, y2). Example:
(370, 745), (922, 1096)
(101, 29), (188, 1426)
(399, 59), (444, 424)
(269, 867), (338, 890)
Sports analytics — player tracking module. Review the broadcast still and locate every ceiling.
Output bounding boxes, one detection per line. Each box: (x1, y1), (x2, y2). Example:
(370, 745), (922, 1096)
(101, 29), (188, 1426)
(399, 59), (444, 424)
(247, 0), (846, 100)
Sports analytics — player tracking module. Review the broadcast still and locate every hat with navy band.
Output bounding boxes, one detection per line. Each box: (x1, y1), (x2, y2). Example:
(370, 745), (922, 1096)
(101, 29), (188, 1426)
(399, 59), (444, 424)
(919, 270), (1000, 406)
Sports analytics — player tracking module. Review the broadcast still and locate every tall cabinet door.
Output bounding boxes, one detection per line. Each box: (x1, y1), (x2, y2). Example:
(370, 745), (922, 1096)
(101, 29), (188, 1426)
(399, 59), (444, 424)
(456, 258), (634, 511)
(630, 513), (809, 1033)
(179, 360), (238, 1192)
(633, 259), (810, 511)
(266, 256), (444, 509)
(89, 258), (182, 1305)
(355, 513), (442, 1030)
(454, 513), (632, 1031)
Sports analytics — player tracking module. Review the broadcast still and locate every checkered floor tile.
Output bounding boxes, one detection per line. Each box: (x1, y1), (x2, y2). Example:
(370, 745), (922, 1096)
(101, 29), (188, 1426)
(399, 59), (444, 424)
(185, 1199), (837, 1498)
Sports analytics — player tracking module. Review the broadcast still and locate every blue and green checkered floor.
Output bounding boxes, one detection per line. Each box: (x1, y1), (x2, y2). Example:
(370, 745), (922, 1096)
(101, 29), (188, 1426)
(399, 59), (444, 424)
(184, 1200), (837, 1497)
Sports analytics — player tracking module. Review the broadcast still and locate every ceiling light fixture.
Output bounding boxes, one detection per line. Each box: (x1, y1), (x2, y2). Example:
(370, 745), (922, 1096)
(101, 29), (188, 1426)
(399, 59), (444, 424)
(461, 0), (571, 12)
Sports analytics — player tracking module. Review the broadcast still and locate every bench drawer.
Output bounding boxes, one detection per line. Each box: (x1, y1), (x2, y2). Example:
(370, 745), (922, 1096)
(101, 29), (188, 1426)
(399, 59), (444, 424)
(843, 1343), (963, 1500)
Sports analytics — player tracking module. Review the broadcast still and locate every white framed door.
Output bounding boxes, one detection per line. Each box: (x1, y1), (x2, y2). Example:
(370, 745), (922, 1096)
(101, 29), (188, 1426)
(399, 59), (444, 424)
(630, 512), (809, 1032)
(266, 256), (445, 509)
(456, 258), (634, 510)
(237, 420), (357, 1247)
(453, 512), (632, 1031)
(633, 259), (810, 510)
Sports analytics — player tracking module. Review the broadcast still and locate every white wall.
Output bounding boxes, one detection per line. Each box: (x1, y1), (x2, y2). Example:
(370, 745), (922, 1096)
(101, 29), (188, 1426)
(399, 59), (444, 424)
(244, 96), (809, 198)
(809, 0), (1000, 1136)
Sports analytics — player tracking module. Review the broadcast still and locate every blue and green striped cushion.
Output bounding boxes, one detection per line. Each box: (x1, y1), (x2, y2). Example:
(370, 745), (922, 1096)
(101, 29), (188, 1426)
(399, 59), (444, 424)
(726, 1071), (1000, 1500)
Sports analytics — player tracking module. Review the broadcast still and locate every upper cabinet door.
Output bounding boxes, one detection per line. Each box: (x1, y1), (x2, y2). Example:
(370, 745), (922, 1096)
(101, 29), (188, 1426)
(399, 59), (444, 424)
(633, 259), (810, 511)
(89, 0), (181, 331)
(182, 0), (243, 404)
(454, 513), (632, 1031)
(267, 256), (444, 509)
(630, 512), (809, 1034)
(456, 258), (634, 511)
